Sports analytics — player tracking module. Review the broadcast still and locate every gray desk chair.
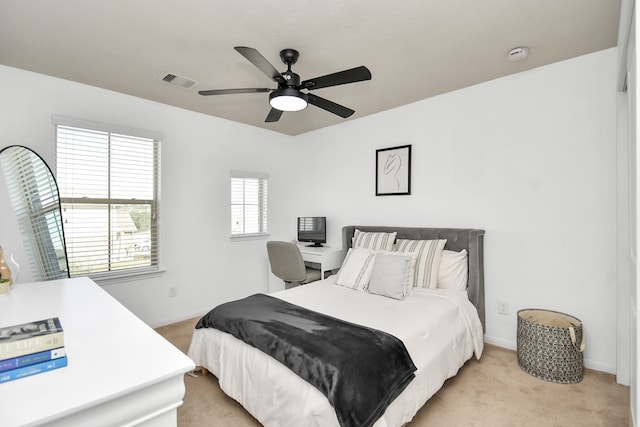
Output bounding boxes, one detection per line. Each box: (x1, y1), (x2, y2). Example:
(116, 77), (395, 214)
(267, 241), (322, 289)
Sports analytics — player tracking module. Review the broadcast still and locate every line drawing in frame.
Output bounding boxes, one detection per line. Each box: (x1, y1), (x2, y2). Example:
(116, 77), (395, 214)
(376, 144), (411, 196)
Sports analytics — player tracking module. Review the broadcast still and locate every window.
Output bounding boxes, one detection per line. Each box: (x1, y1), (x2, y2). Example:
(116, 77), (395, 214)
(53, 116), (161, 281)
(231, 171), (268, 237)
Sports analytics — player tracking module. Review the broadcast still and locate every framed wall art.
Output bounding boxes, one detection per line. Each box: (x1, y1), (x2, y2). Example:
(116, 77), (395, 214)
(375, 144), (411, 196)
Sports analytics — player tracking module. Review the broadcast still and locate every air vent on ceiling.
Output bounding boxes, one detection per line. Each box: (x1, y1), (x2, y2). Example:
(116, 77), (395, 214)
(160, 73), (198, 89)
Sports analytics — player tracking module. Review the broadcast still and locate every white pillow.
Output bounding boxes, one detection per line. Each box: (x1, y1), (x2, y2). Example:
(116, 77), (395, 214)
(437, 249), (468, 290)
(367, 251), (416, 300)
(394, 239), (446, 289)
(352, 229), (397, 251)
(335, 248), (376, 291)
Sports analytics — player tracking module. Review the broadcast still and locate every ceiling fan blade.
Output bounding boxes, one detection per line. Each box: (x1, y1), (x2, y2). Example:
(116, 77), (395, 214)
(265, 108), (283, 122)
(301, 66), (372, 90)
(198, 88), (271, 96)
(234, 46), (286, 84)
(307, 93), (354, 118)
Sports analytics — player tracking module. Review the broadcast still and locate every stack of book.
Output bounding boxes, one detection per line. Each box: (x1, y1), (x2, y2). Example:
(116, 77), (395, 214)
(0, 317), (67, 383)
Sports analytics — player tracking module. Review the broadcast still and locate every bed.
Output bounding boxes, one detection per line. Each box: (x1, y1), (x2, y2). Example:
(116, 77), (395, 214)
(187, 226), (485, 427)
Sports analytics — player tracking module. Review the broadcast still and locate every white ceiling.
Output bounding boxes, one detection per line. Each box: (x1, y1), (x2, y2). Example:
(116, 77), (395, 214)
(0, 1), (621, 136)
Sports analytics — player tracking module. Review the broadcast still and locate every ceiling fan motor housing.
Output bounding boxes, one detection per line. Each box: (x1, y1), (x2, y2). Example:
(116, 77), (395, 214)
(282, 71), (301, 87)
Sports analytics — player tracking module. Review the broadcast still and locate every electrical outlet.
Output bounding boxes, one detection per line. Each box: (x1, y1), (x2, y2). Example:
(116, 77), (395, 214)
(497, 299), (509, 315)
(169, 286), (177, 298)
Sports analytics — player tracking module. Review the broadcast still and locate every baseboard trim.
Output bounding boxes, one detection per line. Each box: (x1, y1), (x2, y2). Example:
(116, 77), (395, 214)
(149, 310), (208, 329)
(484, 336), (516, 351)
(483, 336), (616, 375)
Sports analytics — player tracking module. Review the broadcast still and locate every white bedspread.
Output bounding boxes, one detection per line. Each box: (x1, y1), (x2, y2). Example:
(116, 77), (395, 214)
(187, 276), (484, 427)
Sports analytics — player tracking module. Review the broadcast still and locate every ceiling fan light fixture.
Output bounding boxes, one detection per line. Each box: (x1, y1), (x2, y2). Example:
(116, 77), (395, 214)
(269, 88), (308, 111)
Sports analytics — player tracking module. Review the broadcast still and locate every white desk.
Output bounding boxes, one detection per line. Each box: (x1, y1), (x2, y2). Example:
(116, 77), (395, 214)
(298, 244), (345, 279)
(0, 277), (195, 427)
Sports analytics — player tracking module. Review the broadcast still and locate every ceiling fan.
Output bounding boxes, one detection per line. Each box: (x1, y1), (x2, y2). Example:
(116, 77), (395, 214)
(198, 46), (372, 123)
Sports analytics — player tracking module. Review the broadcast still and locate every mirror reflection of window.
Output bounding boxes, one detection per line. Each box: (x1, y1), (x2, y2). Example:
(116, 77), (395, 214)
(0, 146), (68, 281)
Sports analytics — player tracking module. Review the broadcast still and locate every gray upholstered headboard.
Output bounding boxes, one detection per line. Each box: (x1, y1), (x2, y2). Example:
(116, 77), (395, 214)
(342, 226), (485, 332)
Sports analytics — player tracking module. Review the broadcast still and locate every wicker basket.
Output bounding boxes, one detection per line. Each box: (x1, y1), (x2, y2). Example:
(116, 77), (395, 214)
(517, 309), (585, 384)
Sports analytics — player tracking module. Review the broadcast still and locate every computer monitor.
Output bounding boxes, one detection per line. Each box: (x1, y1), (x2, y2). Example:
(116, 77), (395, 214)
(297, 217), (326, 247)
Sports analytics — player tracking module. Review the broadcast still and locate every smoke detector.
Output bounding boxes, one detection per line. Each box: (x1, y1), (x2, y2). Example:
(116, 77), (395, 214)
(508, 47), (529, 62)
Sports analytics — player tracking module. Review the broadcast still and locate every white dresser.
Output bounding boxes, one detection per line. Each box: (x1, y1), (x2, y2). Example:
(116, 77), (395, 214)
(0, 277), (195, 427)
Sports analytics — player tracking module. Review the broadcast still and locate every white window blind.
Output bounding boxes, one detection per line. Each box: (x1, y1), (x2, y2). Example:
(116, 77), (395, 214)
(0, 146), (68, 281)
(231, 171), (268, 237)
(54, 118), (161, 279)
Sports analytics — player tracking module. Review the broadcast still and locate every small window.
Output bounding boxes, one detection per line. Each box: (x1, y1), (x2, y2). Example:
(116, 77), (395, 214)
(231, 171), (268, 237)
(54, 116), (161, 280)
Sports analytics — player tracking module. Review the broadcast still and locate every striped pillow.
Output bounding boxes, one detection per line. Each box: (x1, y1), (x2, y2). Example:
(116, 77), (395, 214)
(335, 248), (376, 291)
(352, 229), (397, 251)
(394, 239), (446, 289)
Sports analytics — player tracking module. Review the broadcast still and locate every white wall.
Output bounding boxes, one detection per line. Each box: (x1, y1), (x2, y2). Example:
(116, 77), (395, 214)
(0, 64), (295, 326)
(292, 48), (619, 373)
(0, 48), (620, 374)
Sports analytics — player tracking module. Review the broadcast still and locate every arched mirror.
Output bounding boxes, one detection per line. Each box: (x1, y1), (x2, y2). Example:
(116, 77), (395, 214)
(0, 145), (69, 281)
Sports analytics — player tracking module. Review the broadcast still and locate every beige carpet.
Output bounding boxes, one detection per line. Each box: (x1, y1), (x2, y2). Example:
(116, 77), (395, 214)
(156, 317), (630, 427)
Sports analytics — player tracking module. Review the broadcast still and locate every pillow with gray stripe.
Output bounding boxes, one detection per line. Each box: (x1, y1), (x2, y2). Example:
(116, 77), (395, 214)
(394, 239), (446, 289)
(335, 248), (376, 291)
(352, 229), (397, 251)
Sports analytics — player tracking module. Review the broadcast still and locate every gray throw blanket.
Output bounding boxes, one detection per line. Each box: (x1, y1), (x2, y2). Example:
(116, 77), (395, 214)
(196, 293), (416, 427)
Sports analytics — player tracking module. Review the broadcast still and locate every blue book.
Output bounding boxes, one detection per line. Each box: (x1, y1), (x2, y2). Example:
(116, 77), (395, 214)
(0, 355), (68, 383)
(0, 347), (66, 373)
